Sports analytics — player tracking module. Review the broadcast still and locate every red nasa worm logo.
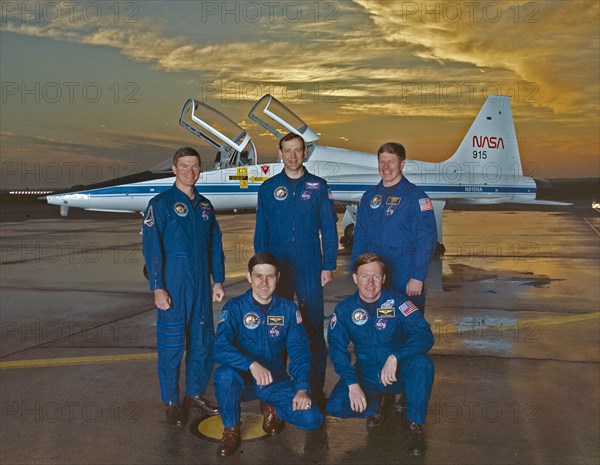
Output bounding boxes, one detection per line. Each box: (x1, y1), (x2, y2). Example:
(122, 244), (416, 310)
(472, 136), (505, 149)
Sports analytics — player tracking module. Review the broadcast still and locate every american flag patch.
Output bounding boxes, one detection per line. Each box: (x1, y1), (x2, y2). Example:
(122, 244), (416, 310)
(399, 301), (419, 317)
(419, 198), (433, 211)
(296, 310), (303, 324)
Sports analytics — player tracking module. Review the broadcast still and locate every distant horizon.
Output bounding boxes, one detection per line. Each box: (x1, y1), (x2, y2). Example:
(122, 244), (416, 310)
(3, 175), (600, 190)
(2, 176), (598, 198)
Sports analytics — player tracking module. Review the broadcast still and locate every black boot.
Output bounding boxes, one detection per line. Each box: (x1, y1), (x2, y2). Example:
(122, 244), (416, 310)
(164, 403), (183, 426)
(405, 421), (426, 456)
(366, 395), (385, 429)
(216, 424), (241, 456)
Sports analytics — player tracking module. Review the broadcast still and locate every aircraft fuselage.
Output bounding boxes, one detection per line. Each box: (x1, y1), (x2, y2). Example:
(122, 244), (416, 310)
(45, 144), (536, 215)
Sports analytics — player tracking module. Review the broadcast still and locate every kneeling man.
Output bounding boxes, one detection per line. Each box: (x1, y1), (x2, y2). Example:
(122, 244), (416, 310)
(326, 253), (434, 456)
(213, 253), (323, 457)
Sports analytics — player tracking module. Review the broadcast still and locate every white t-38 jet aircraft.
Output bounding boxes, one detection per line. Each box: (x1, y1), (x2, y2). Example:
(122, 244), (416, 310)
(44, 94), (565, 247)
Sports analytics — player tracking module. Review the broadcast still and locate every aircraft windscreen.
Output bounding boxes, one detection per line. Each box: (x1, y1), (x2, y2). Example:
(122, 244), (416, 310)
(194, 107), (248, 146)
(249, 94), (317, 142)
(262, 97), (308, 134)
(179, 99), (251, 153)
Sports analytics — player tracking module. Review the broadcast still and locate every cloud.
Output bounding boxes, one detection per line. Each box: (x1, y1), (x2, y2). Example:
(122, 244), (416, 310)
(2, 0), (598, 173)
(353, 0), (600, 115)
(5, 1), (596, 118)
(0, 3), (499, 94)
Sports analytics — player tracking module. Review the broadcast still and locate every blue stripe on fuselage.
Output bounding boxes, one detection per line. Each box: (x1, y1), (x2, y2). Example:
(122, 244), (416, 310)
(78, 183), (534, 197)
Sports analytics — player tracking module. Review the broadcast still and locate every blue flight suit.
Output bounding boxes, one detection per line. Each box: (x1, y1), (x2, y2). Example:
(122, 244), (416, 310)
(142, 184), (225, 405)
(352, 177), (437, 311)
(254, 169), (338, 394)
(213, 289), (323, 430)
(326, 289), (434, 425)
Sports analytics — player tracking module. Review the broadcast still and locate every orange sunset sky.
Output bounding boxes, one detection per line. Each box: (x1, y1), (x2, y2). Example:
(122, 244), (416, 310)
(1, 0), (598, 189)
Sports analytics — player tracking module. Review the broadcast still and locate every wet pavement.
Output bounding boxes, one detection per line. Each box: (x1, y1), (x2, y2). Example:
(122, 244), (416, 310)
(1, 203), (598, 464)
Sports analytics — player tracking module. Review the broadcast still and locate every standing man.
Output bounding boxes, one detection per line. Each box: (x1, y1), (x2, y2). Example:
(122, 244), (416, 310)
(213, 253), (323, 457)
(352, 142), (437, 312)
(254, 132), (338, 406)
(327, 253), (434, 456)
(142, 146), (224, 426)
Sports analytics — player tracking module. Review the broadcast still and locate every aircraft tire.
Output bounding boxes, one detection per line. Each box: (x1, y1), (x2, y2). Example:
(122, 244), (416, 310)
(341, 223), (354, 248)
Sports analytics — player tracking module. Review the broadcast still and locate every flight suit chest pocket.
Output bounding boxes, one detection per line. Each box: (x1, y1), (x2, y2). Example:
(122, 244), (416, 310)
(197, 206), (213, 225)
(163, 214), (188, 253)
(374, 318), (397, 343)
(382, 195), (407, 221)
(267, 325), (285, 344)
(270, 186), (291, 216)
(298, 185), (320, 213)
(347, 312), (371, 345)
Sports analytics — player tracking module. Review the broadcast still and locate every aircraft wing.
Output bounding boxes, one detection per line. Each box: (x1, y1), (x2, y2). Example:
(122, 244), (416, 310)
(444, 198), (572, 206)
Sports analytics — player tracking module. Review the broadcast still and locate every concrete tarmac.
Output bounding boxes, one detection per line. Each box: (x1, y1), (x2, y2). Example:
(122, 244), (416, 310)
(1, 202), (599, 465)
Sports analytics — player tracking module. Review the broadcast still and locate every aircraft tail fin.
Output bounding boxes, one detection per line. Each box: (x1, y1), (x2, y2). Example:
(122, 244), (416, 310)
(443, 95), (523, 176)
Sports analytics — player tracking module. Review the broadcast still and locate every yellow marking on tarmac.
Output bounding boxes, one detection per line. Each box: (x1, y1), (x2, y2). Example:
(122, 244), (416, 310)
(0, 352), (157, 369)
(198, 413), (267, 441)
(435, 311), (600, 337)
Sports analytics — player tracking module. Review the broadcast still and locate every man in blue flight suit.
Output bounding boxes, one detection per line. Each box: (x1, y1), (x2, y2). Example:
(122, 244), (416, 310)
(327, 253), (434, 456)
(254, 132), (338, 406)
(351, 142), (437, 313)
(142, 146), (225, 427)
(213, 252), (323, 457)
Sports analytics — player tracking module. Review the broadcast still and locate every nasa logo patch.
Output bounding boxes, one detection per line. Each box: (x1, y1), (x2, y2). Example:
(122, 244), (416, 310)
(385, 205), (396, 216)
(352, 308), (368, 325)
(174, 202), (188, 217)
(375, 319), (388, 331)
(269, 326), (281, 338)
(243, 312), (260, 329)
(274, 186), (288, 201)
(301, 190), (311, 201)
(329, 313), (337, 329)
(202, 210), (209, 221)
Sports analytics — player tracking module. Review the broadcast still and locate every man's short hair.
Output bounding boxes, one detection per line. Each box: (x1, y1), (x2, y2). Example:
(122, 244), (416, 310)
(353, 253), (386, 274)
(279, 132), (306, 151)
(248, 252), (279, 274)
(173, 146), (201, 165)
(377, 142), (406, 163)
